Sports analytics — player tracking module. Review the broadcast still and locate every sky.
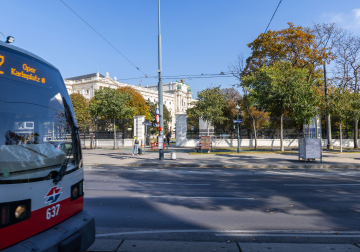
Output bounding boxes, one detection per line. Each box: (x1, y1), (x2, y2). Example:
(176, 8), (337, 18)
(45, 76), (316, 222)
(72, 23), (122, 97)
(1, 1), (360, 98)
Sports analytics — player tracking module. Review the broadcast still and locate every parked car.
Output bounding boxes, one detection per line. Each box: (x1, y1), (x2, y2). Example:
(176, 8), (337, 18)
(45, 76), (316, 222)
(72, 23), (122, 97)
(50, 141), (72, 153)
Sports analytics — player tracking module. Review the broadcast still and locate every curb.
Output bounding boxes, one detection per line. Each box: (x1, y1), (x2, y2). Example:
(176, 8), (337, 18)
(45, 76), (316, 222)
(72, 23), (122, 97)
(86, 162), (360, 170)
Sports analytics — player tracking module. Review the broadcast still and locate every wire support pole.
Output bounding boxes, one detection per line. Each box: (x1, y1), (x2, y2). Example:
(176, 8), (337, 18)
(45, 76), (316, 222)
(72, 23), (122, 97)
(158, 0), (164, 160)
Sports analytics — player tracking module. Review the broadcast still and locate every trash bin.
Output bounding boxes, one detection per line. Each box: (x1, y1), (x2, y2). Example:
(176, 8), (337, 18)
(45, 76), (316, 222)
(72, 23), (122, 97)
(138, 148), (142, 155)
(171, 152), (176, 160)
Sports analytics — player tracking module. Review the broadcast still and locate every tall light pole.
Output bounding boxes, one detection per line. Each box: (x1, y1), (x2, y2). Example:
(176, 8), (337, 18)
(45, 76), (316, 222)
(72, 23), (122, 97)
(235, 104), (241, 153)
(158, 0), (164, 160)
(324, 62), (333, 149)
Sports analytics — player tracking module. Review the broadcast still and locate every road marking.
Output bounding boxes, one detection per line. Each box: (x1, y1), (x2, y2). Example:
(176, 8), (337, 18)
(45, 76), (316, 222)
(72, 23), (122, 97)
(216, 230), (360, 237)
(131, 195), (255, 200)
(96, 229), (360, 238)
(138, 182), (210, 186)
(215, 233), (360, 237)
(284, 183), (360, 187)
(96, 229), (213, 237)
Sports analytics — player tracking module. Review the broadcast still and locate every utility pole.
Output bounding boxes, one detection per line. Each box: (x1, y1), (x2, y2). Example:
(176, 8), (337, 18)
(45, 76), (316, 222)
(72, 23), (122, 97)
(324, 62), (333, 149)
(158, 0), (164, 160)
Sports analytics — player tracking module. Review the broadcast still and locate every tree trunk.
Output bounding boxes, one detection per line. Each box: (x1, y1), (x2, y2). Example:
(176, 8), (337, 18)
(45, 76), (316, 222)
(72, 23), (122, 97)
(252, 117), (257, 149)
(207, 121), (210, 136)
(246, 107), (258, 149)
(354, 119), (359, 149)
(340, 122), (343, 153)
(113, 117), (116, 149)
(280, 114), (284, 151)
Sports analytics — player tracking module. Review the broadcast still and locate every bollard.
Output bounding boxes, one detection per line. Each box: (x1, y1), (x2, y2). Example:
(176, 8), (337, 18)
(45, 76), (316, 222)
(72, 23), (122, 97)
(171, 152), (176, 160)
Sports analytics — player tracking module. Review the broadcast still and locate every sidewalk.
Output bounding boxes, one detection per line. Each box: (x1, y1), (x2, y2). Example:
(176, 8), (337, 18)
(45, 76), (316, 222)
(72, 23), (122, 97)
(83, 146), (360, 170)
(88, 239), (360, 252)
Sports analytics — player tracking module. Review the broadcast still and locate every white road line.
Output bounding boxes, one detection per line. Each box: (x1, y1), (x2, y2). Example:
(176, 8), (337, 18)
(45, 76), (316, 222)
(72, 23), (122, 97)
(284, 184), (360, 187)
(131, 195), (255, 200)
(96, 229), (360, 238)
(215, 233), (360, 237)
(138, 182), (210, 186)
(96, 229), (213, 237)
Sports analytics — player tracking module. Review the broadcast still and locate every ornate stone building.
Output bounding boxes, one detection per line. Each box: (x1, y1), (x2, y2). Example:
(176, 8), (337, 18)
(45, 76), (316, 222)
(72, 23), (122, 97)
(64, 72), (195, 132)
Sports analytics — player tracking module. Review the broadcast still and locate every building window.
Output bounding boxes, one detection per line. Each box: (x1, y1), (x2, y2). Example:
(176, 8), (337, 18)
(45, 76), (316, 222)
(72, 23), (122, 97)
(86, 89), (89, 94)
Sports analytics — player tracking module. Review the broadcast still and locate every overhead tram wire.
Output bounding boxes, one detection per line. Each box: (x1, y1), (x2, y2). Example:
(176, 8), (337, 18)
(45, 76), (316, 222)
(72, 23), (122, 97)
(265, 0), (283, 33)
(58, 0), (147, 78)
(116, 72), (235, 82)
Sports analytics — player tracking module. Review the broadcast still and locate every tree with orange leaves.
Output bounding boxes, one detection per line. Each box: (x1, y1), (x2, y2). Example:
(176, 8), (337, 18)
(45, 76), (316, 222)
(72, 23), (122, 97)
(117, 86), (151, 120)
(244, 22), (332, 83)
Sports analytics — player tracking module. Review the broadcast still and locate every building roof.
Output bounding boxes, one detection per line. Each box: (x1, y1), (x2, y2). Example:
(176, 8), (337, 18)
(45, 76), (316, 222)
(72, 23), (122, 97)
(65, 73), (105, 81)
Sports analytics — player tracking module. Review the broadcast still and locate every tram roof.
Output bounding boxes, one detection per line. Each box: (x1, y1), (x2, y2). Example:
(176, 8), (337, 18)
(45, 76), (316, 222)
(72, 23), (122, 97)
(0, 40), (59, 72)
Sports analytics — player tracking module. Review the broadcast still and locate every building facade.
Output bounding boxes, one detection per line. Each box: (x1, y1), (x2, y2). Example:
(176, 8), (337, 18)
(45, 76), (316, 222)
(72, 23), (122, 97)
(64, 72), (195, 132)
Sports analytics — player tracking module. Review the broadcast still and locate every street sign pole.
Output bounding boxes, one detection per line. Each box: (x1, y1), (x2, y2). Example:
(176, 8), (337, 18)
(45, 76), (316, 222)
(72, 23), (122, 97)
(237, 114), (241, 153)
(158, 0), (164, 160)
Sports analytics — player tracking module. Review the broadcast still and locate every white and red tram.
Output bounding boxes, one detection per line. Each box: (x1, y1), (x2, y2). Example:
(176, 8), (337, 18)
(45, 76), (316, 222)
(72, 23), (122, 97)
(0, 40), (95, 251)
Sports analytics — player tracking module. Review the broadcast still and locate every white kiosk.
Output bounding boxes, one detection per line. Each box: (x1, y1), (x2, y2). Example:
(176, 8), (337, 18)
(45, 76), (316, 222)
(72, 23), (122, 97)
(299, 112), (322, 163)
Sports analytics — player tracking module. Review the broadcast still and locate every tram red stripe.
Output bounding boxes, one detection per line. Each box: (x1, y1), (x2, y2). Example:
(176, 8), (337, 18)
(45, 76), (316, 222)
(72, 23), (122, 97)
(0, 196), (83, 250)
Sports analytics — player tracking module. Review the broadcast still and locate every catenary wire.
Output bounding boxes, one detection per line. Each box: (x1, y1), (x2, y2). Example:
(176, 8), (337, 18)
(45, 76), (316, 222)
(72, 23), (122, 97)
(265, 0), (283, 33)
(116, 72), (235, 81)
(58, 0), (147, 77)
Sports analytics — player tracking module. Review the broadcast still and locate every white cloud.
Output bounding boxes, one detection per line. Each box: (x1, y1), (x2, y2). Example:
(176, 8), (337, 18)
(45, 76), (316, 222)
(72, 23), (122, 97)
(320, 9), (360, 35)
(352, 8), (360, 25)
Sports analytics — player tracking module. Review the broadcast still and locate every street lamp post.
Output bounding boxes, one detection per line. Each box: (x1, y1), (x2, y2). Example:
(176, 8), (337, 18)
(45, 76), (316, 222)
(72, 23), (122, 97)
(94, 116), (98, 149)
(235, 104), (241, 153)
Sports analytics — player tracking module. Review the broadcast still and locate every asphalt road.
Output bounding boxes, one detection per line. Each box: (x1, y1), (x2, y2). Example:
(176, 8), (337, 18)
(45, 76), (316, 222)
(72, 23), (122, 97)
(84, 166), (360, 244)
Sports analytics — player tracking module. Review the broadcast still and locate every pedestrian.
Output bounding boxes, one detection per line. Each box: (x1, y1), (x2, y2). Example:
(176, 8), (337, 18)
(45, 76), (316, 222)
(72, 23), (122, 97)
(166, 132), (170, 146)
(133, 136), (139, 155)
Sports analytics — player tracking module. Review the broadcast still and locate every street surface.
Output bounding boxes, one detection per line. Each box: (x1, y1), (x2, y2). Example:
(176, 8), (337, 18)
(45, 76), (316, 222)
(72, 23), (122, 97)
(84, 165), (360, 247)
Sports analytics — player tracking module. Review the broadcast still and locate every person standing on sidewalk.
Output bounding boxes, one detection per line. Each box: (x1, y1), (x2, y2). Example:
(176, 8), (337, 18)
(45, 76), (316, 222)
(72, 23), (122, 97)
(166, 132), (170, 146)
(133, 136), (139, 155)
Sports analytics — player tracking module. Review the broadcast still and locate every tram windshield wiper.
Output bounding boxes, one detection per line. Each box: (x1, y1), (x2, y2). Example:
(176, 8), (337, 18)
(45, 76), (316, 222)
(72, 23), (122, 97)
(53, 145), (73, 183)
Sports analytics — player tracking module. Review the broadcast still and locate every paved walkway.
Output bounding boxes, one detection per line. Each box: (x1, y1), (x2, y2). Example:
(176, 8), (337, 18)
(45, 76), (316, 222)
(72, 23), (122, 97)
(83, 146), (360, 170)
(84, 146), (360, 252)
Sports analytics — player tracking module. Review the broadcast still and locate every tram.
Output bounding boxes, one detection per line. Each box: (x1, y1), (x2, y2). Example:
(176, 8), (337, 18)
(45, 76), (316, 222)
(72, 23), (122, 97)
(0, 39), (95, 251)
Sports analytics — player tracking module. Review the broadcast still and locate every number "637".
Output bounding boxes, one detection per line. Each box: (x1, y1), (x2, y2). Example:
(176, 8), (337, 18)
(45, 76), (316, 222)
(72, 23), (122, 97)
(46, 204), (60, 220)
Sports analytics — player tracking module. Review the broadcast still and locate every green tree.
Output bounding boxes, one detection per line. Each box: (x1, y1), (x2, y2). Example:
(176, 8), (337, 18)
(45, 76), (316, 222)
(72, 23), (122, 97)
(219, 87), (242, 130)
(327, 87), (352, 152)
(243, 62), (319, 151)
(189, 86), (226, 136)
(89, 87), (135, 149)
(231, 53), (269, 149)
(146, 100), (172, 135)
(70, 93), (90, 131)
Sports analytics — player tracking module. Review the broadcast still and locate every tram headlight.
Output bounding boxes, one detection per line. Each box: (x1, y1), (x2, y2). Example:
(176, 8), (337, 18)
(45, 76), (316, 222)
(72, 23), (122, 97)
(71, 180), (84, 201)
(0, 199), (31, 228)
(72, 186), (78, 199)
(15, 205), (26, 219)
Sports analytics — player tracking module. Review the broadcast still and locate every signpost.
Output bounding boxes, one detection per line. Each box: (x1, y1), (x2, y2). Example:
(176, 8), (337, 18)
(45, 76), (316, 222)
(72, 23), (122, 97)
(156, 114), (160, 124)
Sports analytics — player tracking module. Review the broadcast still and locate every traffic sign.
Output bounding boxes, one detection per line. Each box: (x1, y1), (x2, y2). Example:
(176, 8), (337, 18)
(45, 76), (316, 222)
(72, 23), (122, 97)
(156, 114), (160, 123)
(233, 119), (243, 123)
(156, 108), (159, 115)
(143, 122), (152, 126)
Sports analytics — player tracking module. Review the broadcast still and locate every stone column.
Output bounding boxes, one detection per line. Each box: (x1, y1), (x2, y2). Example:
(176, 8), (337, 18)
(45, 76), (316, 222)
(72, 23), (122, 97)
(133, 115), (145, 144)
(176, 113), (187, 147)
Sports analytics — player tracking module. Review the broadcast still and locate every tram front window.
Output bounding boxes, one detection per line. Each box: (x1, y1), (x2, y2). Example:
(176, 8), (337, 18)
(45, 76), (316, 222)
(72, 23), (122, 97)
(0, 46), (77, 182)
